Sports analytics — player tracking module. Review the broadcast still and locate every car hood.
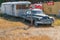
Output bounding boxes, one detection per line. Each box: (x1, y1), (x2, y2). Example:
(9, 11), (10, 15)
(34, 13), (54, 20)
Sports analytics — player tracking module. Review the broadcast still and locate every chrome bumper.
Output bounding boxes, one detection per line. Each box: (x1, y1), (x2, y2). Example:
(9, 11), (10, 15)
(35, 20), (53, 24)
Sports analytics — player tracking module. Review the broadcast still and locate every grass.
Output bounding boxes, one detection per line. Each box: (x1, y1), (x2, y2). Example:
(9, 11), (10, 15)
(53, 18), (60, 26)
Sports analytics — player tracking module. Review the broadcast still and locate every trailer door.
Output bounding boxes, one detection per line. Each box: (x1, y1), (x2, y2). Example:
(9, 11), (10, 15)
(5, 4), (12, 15)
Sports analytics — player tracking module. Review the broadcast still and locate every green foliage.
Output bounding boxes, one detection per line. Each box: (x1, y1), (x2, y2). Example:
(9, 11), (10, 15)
(0, 0), (4, 4)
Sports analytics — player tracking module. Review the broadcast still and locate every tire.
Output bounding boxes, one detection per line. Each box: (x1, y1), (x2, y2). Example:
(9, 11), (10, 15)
(48, 24), (52, 26)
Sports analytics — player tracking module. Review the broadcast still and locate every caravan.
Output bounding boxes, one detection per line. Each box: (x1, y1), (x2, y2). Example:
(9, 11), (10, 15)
(1, 1), (31, 17)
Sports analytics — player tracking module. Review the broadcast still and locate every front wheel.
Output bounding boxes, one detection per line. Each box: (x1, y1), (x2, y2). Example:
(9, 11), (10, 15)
(48, 24), (52, 26)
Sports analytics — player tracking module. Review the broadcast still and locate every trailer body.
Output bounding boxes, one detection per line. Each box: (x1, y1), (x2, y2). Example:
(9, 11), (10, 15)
(1, 1), (31, 17)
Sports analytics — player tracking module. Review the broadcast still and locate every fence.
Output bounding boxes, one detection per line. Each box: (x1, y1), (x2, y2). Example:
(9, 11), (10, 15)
(43, 2), (60, 15)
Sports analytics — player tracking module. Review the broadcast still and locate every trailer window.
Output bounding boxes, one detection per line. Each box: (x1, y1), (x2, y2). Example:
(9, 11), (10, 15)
(16, 4), (30, 9)
(16, 5), (21, 9)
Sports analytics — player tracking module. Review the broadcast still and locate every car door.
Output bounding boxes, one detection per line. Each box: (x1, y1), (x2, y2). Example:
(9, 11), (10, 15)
(26, 11), (32, 20)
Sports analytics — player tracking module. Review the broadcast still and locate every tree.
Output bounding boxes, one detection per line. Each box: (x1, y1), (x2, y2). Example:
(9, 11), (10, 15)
(0, 0), (4, 4)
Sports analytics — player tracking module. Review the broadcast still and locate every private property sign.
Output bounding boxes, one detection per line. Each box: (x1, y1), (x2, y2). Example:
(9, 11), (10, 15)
(47, 1), (54, 6)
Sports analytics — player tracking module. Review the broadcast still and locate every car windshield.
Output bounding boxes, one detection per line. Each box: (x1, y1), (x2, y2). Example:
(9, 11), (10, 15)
(31, 10), (43, 14)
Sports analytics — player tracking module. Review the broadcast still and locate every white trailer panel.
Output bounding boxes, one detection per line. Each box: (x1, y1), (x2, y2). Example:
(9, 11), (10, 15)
(1, 1), (31, 17)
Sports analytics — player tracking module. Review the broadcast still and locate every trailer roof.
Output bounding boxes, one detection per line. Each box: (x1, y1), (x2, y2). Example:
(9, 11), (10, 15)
(2, 1), (31, 5)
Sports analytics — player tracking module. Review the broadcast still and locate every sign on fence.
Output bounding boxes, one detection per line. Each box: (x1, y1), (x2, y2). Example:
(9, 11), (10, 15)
(47, 1), (54, 6)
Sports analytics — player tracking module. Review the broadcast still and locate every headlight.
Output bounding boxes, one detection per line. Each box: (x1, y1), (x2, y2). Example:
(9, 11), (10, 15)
(49, 16), (55, 21)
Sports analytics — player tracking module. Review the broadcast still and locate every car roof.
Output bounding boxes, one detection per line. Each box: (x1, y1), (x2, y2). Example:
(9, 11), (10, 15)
(32, 9), (43, 11)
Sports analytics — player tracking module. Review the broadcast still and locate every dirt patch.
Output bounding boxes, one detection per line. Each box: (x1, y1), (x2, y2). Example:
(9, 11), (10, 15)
(0, 35), (51, 40)
(0, 27), (59, 40)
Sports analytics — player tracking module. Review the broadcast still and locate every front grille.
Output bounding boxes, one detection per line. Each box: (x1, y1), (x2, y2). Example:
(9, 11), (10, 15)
(37, 17), (51, 22)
